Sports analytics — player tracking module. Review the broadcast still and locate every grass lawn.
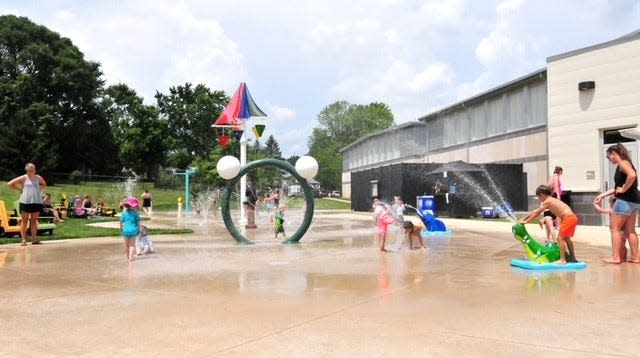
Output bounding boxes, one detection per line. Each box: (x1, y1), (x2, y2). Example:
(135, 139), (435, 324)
(0, 181), (183, 211)
(0, 216), (192, 245)
(0, 182), (352, 211)
(0, 181), (351, 244)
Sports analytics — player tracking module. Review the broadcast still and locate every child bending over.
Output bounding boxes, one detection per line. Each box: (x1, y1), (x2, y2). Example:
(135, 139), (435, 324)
(520, 185), (578, 264)
(403, 221), (426, 250)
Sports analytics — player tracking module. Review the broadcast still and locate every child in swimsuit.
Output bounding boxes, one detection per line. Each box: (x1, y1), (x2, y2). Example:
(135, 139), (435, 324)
(520, 185), (578, 264)
(374, 202), (396, 253)
(403, 221), (426, 250)
(274, 204), (287, 240)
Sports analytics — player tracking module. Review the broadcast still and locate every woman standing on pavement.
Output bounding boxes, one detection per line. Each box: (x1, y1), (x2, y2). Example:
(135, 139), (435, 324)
(594, 143), (640, 263)
(7, 163), (47, 246)
(141, 189), (153, 217)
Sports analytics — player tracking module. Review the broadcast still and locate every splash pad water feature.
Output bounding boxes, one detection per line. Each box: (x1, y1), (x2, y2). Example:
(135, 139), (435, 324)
(191, 189), (221, 225)
(443, 170), (519, 223)
(217, 156), (318, 245)
(404, 204), (451, 236)
(426, 163), (585, 269)
(511, 223), (586, 270)
(99, 173), (139, 213)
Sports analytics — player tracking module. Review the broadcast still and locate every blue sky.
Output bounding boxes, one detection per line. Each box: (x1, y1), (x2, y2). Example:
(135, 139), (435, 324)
(3, 0), (639, 157)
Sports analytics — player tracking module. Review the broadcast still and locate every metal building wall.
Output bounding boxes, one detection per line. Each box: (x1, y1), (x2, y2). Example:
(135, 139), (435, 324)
(351, 163), (526, 215)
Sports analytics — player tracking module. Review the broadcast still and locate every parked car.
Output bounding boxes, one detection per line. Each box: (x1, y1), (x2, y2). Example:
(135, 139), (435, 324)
(314, 189), (327, 198)
(288, 184), (301, 197)
(330, 190), (341, 197)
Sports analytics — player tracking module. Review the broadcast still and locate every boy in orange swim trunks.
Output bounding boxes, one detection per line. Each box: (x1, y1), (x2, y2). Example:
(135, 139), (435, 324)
(520, 185), (578, 263)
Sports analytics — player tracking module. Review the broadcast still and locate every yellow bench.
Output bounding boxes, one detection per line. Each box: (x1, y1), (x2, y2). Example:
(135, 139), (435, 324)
(0, 200), (56, 237)
(0, 200), (22, 236)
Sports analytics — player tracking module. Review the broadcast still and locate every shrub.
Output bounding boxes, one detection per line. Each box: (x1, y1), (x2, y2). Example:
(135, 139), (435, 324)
(69, 170), (83, 184)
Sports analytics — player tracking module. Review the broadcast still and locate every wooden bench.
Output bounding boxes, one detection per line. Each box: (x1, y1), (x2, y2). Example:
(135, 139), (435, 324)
(13, 201), (56, 235)
(0, 200), (56, 237)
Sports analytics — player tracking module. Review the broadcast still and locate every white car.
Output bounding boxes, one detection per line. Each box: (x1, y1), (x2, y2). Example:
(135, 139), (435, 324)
(330, 190), (341, 197)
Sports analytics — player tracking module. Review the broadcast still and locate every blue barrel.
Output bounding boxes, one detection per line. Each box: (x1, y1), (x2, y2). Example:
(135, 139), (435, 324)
(417, 195), (435, 212)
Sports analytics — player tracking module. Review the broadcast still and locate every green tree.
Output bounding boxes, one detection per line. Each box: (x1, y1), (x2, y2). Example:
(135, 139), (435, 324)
(308, 101), (394, 189)
(102, 84), (168, 178)
(155, 83), (228, 164)
(0, 15), (115, 178)
(193, 133), (242, 187)
(286, 155), (300, 167)
(257, 135), (282, 188)
(263, 135), (282, 159)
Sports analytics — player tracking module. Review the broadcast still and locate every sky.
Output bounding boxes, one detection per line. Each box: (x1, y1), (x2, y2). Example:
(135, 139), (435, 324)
(3, 0), (640, 158)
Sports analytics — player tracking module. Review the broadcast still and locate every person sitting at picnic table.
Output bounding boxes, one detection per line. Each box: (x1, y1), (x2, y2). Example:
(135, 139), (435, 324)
(81, 195), (98, 216)
(40, 193), (63, 223)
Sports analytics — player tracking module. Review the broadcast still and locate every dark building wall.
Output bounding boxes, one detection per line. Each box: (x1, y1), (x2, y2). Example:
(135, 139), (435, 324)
(351, 163), (407, 211)
(479, 163), (527, 211)
(351, 163), (526, 215)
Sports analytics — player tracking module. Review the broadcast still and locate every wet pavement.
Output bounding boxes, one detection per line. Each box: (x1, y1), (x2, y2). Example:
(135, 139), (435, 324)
(0, 210), (638, 357)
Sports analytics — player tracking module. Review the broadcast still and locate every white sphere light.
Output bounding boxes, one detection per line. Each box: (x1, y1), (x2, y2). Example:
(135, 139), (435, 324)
(295, 156), (318, 179)
(216, 156), (241, 179)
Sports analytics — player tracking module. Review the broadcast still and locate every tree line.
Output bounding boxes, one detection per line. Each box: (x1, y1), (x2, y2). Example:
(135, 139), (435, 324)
(1, 15), (394, 191)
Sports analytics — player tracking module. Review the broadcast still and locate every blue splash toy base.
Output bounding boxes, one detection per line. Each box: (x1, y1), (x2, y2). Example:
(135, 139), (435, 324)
(421, 228), (452, 237)
(510, 258), (586, 271)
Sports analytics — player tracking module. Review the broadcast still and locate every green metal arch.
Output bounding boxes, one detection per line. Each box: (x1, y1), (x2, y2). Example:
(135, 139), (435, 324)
(221, 158), (315, 245)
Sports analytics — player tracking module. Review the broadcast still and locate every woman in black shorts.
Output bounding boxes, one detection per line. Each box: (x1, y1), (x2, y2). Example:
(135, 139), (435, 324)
(7, 163), (47, 245)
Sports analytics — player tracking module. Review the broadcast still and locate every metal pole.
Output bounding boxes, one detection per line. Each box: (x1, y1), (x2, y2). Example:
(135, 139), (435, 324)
(239, 121), (248, 225)
(185, 170), (191, 214)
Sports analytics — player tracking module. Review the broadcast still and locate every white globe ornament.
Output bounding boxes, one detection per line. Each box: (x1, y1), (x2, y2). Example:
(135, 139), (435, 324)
(295, 156), (318, 179)
(216, 156), (241, 179)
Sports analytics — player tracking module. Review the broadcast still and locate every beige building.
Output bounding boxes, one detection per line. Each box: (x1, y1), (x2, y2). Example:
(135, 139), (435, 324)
(547, 30), (640, 198)
(340, 30), (640, 225)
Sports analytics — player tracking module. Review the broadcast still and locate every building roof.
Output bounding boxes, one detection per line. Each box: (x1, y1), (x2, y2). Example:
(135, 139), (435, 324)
(417, 68), (547, 122)
(547, 29), (640, 62)
(339, 121), (427, 153)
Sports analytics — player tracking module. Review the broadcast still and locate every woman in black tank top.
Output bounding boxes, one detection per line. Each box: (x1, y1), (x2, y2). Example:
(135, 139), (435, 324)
(594, 143), (640, 263)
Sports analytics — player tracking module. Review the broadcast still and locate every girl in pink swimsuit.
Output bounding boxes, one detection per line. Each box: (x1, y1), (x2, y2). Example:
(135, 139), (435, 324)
(374, 202), (396, 252)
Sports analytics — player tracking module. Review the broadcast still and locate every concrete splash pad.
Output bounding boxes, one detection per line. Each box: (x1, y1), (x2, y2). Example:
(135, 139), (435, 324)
(0, 211), (638, 356)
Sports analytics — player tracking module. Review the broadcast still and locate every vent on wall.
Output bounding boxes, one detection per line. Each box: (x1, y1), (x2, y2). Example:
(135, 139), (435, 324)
(578, 81), (595, 91)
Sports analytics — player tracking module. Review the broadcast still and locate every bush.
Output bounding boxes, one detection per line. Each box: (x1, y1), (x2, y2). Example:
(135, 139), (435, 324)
(69, 170), (83, 184)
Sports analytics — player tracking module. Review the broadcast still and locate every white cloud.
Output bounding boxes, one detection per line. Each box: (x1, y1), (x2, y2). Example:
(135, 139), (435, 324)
(44, 2), (247, 103)
(267, 104), (296, 123)
(475, 0), (526, 70)
(3, 0), (640, 157)
(416, 0), (467, 28)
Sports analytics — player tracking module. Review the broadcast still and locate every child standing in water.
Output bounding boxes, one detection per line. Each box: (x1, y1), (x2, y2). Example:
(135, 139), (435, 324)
(141, 189), (153, 217)
(274, 204), (287, 240)
(120, 197), (141, 261)
(264, 193), (275, 223)
(393, 196), (406, 225)
(520, 185), (578, 263)
(374, 201), (396, 253)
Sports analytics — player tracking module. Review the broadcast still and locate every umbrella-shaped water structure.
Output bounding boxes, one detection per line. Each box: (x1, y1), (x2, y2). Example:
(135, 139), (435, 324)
(214, 82), (267, 127)
(213, 82), (268, 225)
